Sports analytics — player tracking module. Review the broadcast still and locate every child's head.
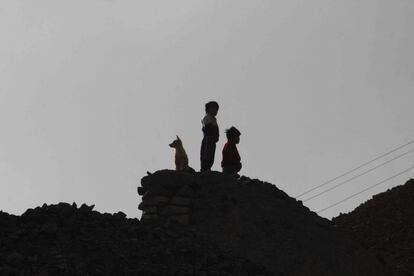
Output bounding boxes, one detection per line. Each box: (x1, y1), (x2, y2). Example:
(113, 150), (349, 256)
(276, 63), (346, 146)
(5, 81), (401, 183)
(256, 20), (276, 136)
(225, 126), (241, 144)
(205, 101), (219, 116)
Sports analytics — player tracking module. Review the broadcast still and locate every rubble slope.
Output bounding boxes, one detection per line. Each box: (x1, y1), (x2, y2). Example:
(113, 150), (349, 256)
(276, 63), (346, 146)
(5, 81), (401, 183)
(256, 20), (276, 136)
(0, 170), (407, 275)
(333, 179), (414, 275)
(0, 202), (269, 275)
(138, 170), (404, 276)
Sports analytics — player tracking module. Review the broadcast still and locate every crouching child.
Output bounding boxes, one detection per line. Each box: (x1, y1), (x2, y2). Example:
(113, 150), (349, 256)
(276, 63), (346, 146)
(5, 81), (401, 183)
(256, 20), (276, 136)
(221, 126), (242, 174)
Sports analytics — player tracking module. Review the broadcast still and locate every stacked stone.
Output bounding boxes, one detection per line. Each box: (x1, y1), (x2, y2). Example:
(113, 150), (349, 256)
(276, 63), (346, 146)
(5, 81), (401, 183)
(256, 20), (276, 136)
(137, 170), (196, 225)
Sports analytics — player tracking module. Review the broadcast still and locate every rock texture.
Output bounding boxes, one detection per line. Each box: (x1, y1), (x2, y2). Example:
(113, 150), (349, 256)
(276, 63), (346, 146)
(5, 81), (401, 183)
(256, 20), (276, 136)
(0, 170), (408, 275)
(0, 202), (269, 275)
(333, 179), (414, 275)
(138, 170), (196, 225)
(136, 170), (404, 276)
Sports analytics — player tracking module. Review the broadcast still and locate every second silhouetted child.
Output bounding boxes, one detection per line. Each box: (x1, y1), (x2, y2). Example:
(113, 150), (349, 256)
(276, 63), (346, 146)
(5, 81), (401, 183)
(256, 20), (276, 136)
(221, 126), (242, 174)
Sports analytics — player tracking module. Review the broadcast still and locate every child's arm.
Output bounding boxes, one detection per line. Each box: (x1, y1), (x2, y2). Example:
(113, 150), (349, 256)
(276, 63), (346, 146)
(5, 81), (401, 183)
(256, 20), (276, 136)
(234, 147), (242, 172)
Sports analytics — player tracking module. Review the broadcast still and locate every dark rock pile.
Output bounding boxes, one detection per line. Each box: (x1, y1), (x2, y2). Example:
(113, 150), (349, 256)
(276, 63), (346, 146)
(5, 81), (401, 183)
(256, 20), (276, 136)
(138, 170), (196, 225)
(0, 170), (408, 275)
(136, 170), (404, 276)
(189, 172), (406, 276)
(0, 202), (269, 275)
(333, 179), (414, 275)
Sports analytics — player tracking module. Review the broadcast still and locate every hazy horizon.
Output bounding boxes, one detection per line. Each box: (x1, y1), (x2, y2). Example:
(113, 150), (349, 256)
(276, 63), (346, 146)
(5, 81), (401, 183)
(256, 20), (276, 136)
(1, 1), (414, 219)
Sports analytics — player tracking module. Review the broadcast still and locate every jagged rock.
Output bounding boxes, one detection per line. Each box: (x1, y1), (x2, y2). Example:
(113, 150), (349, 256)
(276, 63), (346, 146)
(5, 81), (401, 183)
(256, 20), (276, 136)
(5, 252), (24, 265)
(137, 186), (146, 195)
(80, 203), (94, 211)
(141, 213), (160, 221)
(141, 169), (196, 191)
(160, 205), (191, 216)
(0, 171), (409, 275)
(142, 183), (172, 198)
(0, 201), (270, 275)
(0, 266), (20, 276)
(113, 211), (127, 219)
(140, 206), (157, 214)
(138, 196), (169, 210)
(168, 214), (190, 225)
(40, 223), (58, 234)
(170, 196), (193, 206)
(205, 171), (406, 275)
(136, 170), (407, 276)
(138, 171), (197, 224)
(175, 185), (195, 197)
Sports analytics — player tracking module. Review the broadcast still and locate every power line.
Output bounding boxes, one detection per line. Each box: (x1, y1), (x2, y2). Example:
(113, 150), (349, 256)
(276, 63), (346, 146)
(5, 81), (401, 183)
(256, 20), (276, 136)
(296, 138), (414, 198)
(303, 147), (414, 202)
(316, 164), (414, 214)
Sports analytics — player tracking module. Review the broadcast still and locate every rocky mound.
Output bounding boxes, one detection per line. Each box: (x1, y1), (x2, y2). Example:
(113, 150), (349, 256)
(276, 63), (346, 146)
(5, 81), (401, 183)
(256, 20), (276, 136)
(333, 179), (414, 275)
(0, 202), (269, 275)
(137, 170), (404, 276)
(0, 170), (406, 275)
(138, 170), (197, 225)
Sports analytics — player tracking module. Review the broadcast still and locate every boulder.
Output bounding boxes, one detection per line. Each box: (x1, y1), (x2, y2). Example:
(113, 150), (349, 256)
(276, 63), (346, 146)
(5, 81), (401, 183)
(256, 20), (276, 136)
(140, 206), (157, 214)
(138, 196), (169, 210)
(175, 185), (195, 197)
(168, 214), (190, 225)
(160, 205), (191, 216)
(170, 196), (193, 207)
(141, 170), (196, 191)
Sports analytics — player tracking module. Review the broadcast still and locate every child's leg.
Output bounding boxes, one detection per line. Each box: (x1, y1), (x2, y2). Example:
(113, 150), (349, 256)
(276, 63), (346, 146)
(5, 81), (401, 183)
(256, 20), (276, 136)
(200, 138), (205, 171)
(200, 137), (216, 172)
(223, 165), (238, 174)
(200, 138), (208, 172)
(206, 141), (216, 170)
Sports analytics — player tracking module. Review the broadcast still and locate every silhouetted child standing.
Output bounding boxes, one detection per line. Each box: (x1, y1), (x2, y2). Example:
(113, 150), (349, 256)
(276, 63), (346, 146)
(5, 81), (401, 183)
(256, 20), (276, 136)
(221, 126), (242, 174)
(200, 101), (219, 172)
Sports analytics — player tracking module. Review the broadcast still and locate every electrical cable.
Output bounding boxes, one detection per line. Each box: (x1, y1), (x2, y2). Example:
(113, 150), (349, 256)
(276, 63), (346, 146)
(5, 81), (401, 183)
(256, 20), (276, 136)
(303, 147), (414, 202)
(296, 138), (414, 198)
(316, 164), (414, 214)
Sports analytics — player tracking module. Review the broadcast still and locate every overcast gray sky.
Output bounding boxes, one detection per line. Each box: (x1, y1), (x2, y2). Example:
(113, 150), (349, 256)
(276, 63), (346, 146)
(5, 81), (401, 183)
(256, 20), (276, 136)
(1, 1), (413, 219)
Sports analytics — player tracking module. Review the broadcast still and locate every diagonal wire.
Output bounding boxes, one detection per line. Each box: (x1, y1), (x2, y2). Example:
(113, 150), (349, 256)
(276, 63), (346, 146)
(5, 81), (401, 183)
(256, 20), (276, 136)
(303, 147), (414, 202)
(296, 138), (414, 198)
(317, 164), (414, 214)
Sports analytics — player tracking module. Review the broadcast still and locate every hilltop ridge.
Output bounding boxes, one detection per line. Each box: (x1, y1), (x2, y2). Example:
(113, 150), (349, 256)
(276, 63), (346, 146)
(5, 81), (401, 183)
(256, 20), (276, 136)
(137, 170), (403, 275)
(0, 170), (407, 275)
(334, 179), (414, 275)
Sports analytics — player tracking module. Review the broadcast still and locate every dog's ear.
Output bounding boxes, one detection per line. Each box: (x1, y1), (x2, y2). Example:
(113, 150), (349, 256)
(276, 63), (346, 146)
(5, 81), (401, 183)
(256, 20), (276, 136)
(176, 135), (180, 141)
